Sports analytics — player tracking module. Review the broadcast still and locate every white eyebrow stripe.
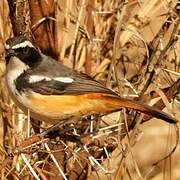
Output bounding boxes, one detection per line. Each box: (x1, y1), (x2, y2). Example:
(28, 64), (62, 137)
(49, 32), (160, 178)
(28, 75), (74, 83)
(11, 41), (34, 49)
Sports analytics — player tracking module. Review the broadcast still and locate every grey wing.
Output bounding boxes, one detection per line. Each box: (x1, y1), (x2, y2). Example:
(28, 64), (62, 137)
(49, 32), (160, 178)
(27, 74), (116, 95)
(15, 58), (117, 96)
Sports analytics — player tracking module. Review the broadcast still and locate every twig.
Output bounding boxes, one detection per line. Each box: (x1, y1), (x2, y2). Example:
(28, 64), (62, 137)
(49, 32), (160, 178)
(106, 1), (128, 90)
(68, 0), (87, 64)
(21, 153), (40, 180)
(152, 124), (179, 166)
(44, 143), (68, 180)
(139, 17), (180, 98)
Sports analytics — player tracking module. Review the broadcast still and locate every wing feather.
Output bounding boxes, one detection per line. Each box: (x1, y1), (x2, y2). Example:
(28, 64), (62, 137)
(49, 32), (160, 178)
(15, 60), (117, 96)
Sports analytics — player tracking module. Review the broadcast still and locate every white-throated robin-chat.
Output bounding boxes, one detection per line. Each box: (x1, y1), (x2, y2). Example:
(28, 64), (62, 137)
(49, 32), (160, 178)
(4, 36), (177, 125)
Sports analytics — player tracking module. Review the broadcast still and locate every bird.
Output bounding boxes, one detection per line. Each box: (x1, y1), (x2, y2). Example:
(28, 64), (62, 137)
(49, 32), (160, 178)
(4, 36), (177, 125)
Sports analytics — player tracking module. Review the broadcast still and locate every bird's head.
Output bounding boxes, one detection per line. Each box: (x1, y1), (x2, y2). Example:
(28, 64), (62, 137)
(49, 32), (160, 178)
(5, 36), (41, 67)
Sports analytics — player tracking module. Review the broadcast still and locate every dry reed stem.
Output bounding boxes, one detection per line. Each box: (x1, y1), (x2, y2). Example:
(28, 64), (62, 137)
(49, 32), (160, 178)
(107, 1), (128, 93)
(59, 0), (73, 60)
(68, 0), (87, 64)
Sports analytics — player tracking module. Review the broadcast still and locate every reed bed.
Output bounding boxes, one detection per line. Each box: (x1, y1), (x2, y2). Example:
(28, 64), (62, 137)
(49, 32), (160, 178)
(0, 0), (179, 179)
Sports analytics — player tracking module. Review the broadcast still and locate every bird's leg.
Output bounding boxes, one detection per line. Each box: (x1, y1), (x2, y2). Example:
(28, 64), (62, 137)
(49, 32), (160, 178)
(39, 116), (78, 138)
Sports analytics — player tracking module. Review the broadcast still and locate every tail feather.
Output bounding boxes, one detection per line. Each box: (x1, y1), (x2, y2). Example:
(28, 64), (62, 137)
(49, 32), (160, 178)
(101, 95), (177, 124)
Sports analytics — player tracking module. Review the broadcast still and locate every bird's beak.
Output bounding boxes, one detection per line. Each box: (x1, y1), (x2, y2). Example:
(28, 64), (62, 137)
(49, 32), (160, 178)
(5, 49), (16, 64)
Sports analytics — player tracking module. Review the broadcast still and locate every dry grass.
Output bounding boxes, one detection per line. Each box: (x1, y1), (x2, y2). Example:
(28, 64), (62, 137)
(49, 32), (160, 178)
(0, 0), (180, 179)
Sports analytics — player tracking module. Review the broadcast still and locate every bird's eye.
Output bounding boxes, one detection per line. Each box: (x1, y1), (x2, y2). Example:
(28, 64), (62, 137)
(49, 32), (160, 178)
(23, 46), (29, 55)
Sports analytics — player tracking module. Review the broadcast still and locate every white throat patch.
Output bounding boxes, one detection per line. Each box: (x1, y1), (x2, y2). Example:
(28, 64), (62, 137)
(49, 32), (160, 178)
(6, 56), (29, 94)
(4, 43), (10, 50)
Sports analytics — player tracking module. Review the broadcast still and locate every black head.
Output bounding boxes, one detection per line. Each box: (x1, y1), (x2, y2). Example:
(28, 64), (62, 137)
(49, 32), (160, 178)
(5, 36), (41, 67)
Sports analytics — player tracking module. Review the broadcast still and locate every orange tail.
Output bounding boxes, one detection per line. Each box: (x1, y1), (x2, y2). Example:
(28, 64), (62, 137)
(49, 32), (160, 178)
(87, 93), (177, 124)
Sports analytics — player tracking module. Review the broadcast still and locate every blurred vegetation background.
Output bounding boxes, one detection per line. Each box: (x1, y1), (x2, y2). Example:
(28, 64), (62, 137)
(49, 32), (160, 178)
(0, 0), (179, 179)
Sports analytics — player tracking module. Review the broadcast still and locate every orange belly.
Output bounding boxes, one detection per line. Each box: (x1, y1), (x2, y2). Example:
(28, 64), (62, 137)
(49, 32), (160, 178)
(28, 93), (118, 123)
